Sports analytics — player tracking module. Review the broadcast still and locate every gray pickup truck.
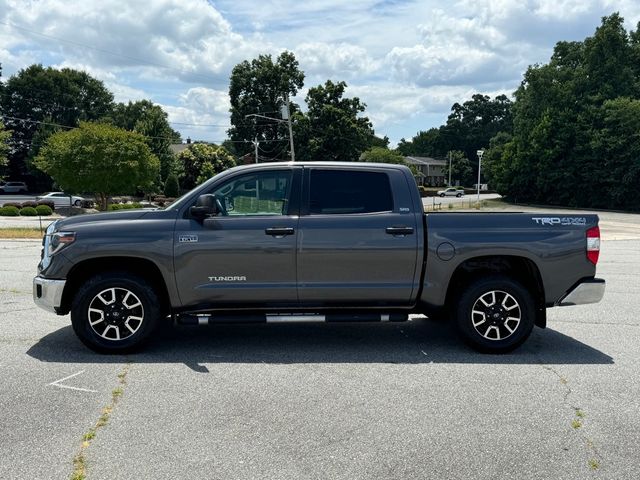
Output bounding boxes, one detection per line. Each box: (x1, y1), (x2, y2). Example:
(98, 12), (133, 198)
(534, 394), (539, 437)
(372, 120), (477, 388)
(33, 162), (605, 354)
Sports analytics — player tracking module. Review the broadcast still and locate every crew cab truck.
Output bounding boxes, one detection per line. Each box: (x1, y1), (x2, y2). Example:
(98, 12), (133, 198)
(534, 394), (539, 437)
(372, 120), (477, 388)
(33, 162), (605, 354)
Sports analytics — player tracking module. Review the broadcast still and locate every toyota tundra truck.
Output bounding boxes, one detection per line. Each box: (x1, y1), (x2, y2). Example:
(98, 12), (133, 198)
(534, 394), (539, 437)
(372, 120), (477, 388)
(33, 162), (605, 353)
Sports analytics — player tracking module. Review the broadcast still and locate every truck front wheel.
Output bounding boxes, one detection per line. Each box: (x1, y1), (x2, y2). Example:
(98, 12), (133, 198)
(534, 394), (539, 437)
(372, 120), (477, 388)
(71, 272), (162, 353)
(455, 275), (535, 353)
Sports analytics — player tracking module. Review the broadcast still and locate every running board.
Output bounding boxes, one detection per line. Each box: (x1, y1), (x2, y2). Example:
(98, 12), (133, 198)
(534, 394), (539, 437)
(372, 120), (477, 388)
(176, 312), (408, 325)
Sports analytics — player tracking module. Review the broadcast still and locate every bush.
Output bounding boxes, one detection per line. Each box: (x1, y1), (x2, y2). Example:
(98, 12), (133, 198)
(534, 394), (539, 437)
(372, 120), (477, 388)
(2, 202), (22, 208)
(21, 201), (38, 208)
(107, 203), (123, 210)
(19, 206), (38, 216)
(164, 173), (180, 197)
(37, 200), (55, 211)
(0, 205), (20, 216)
(35, 204), (53, 216)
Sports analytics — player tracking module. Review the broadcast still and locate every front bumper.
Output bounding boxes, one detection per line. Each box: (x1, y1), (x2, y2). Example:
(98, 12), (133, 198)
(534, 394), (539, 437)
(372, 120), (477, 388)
(558, 278), (605, 306)
(33, 276), (66, 314)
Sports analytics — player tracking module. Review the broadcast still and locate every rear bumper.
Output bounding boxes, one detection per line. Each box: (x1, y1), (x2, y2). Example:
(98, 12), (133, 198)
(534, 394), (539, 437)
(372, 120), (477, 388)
(558, 278), (605, 306)
(33, 276), (66, 314)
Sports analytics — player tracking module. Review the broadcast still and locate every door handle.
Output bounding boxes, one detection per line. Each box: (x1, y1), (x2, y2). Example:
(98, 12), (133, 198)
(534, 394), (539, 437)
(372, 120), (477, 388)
(265, 227), (295, 236)
(385, 226), (414, 236)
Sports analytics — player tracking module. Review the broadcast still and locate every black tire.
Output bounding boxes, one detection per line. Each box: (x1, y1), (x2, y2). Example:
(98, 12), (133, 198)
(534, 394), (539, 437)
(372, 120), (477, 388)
(455, 275), (535, 353)
(456, 193), (462, 197)
(71, 272), (162, 353)
(74, 199), (82, 206)
(439, 193), (445, 197)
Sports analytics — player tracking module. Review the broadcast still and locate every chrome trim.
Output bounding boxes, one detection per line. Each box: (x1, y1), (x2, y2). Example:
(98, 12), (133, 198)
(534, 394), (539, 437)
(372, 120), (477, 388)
(33, 276), (66, 314)
(559, 279), (605, 306)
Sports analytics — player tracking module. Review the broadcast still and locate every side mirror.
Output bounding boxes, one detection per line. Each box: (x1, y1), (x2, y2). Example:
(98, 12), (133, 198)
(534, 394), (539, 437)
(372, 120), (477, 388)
(190, 194), (218, 219)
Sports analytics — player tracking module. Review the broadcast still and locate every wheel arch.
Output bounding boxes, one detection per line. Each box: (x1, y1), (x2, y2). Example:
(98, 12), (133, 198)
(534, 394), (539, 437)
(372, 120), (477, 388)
(444, 255), (546, 328)
(60, 256), (171, 316)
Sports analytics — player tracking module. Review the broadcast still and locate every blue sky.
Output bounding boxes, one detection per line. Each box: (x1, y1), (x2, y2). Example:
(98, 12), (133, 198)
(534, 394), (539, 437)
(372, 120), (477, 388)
(1, 0), (639, 146)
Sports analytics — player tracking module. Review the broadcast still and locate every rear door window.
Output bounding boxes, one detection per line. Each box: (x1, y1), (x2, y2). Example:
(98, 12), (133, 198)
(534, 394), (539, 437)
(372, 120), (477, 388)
(309, 170), (393, 215)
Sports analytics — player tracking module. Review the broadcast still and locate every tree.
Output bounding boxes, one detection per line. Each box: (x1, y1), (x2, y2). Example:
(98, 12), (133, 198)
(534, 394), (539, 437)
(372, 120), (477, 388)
(110, 100), (181, 182)
(442, 151), (474, 186)
(360, 146), (418, 176)
(178, 143), (236, 190)
(360, 146), (406, 165)
(396, 95), (512, 163)
(164, 173), (180, 198)
(228, 52), (304, 160)
(489, 13), (640, 209)
(441, 94), (513, 163)
(34, 122), (159, 210)
(396, 128), (444, 157)
(295, 80), (374, 162)
(0, 122), (10, 176)
(589, 98), (640, 209)
(0, 65), (114, 180)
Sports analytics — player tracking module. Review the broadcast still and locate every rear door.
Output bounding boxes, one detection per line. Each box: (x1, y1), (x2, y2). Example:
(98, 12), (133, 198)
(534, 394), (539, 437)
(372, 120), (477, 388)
(297, 167), (419, 306)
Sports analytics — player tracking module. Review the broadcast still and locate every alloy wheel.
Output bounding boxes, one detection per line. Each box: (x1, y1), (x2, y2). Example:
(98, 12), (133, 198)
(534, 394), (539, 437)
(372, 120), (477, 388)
(471, 290), (521, 341)
(87, 287), (145, 341)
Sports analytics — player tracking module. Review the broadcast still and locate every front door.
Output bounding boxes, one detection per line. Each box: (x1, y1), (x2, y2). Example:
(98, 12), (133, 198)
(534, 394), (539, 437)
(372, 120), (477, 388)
(174, 168), (301, 309)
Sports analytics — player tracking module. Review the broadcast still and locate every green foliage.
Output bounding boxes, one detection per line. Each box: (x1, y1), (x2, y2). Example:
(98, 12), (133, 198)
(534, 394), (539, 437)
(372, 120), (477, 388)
(108, 203), (142, 210)
(295, 80), (374, 162)
(110, 100), (181, 182)
(35, 204), (53, 216)
(490, 13), (640, 209)
(178, 143), (236, 189)
(34, 122), (160, 210)
(37, 200), (55, 211)
(0, 65), (114, 180)
(360, 147), (405, 164)
(0, 121), (11, 173)
(360, 147), (418, 175)
(19, 206), (38, 216)
(442, 151), (474, 187)
(228, 52), (304, 160)
(397, 95), (512, 166)
(397, 128), (444, 157)
(0, 205), (20, 216)
(164, 173), (180, 197)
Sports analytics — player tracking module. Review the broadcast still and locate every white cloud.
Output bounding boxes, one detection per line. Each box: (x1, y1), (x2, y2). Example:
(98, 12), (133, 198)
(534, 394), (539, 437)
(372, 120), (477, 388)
(294, 42), (378, 80)
(2, 0), (640, 143)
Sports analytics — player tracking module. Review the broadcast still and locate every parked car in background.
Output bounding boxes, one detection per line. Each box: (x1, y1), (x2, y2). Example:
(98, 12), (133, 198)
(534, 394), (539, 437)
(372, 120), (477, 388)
(437, 187), (464, 197)
(36, 192), (85, 207)
(0, 181), (28, 194)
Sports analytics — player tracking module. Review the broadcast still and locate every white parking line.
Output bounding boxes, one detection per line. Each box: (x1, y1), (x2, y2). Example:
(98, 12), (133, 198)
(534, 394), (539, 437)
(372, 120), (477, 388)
(48, 370), (97, 393)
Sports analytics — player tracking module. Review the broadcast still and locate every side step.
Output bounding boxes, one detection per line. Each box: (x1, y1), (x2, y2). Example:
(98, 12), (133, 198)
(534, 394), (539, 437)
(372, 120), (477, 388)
(176, 312), (408, 326)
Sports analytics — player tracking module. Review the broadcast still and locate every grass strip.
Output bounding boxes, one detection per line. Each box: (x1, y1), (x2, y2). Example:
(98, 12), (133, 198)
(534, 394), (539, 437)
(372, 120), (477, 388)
(0, 227), (45, 239)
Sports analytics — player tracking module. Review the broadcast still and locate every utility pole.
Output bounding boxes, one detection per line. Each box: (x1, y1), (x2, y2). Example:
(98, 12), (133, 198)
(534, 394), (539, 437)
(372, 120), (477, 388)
(476, 149), (485, 204)
(448, 151), (452, 186)
(281, 96), (295, 162)
(253, 136), (259, 163)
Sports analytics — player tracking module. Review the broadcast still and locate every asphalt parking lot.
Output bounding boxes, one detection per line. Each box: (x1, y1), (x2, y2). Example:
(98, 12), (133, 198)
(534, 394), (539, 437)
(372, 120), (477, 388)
(1, 210), (639, 479)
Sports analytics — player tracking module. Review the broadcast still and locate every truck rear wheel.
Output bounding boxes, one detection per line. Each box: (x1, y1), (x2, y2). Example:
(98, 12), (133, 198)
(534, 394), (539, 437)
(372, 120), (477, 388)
(455, 275), (534, 353)
(71, 272), (162, 353)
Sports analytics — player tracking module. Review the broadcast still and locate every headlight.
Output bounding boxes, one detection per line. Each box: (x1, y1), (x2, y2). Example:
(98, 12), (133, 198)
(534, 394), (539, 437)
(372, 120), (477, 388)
(47, 231), (76, 256)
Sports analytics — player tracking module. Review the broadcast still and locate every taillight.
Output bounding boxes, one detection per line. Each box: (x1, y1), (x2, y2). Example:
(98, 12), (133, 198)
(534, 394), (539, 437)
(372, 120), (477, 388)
(586, 226), (600, 265)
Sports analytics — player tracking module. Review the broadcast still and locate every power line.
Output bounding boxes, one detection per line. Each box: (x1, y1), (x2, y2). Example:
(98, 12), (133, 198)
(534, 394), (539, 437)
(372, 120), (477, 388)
(0, 114), (289, 145)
